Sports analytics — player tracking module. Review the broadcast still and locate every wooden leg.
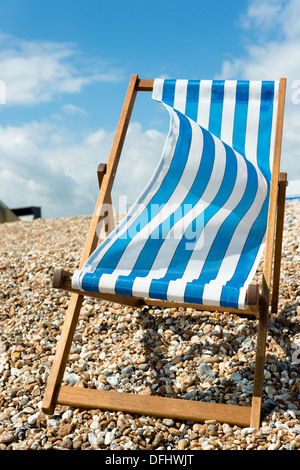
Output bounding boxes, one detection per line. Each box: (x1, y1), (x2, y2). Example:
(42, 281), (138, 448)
(271, 172), (287, 313)
(42, 293), (83, 414)
(250, 295), (269, 428)
(42, 75), (139, 415)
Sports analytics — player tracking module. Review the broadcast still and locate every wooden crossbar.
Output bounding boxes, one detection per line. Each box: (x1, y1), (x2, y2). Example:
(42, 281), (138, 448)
(136, 79), (155, 91)
(57, 386), (251, 427)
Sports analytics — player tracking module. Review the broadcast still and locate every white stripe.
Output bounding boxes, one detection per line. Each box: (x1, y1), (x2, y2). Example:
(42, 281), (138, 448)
(244, 81), (261, 166)
(152, 79), (164, 102)
(268, 81), (279, 169)
(173, 80), (188, 114)
(197, 80), (212, 129)
(238, 286), (248, 309)
(220, 80), (237, 147)
(72, 270), (85, 292)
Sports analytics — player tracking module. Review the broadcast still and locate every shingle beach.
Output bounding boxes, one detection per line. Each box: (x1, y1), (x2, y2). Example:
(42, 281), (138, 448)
(0, 200), (299, 450)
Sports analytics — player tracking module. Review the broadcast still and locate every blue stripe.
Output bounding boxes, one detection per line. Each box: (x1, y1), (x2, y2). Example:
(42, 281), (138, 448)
(232, 81), (249, 157)
(256, 81), (275, 180)
(162, 80), (176, 108)
(185, 80), (200, 122)
(208, 80), (224, 139)
(82, 271), (111, 292)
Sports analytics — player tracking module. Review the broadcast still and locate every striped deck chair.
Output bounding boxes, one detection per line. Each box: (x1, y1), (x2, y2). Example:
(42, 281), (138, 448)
(43, 75), (287, 429)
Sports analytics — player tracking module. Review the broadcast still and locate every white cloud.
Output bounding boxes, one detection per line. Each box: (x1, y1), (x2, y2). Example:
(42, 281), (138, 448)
(0, 33), (121, 105)
(0, 33), (167, 219)
(218, 0), (300, 181)
(241, 0), (284, 31)
(113, 123), (166, 206)
(61, 103), (88, 116)
(241, 0), (300, 40)
(0, 119), (165, 219)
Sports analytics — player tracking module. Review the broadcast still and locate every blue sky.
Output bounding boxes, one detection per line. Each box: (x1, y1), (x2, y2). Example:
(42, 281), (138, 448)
(0, 0), (299, 218)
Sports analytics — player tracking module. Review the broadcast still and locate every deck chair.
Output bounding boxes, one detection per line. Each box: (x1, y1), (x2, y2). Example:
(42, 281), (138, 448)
(42, 74), (287, 429)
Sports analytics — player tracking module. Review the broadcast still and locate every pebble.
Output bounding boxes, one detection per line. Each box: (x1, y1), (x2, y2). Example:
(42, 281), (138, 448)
(106, 375), (119, 387)
(88, 433), (98, 446)
(47, 419), (60, 427)
(240, 427), (257, 436)
(0, 433), (14, 444)
(62, 410), (73, 420)
(177, 439), (188, 450)
(197, 363), (217, 383)
(27, 411), (40, 425)
(104, 431), (114, 445)
(230, 372), (243, 382)
(0, 201), (299, 450)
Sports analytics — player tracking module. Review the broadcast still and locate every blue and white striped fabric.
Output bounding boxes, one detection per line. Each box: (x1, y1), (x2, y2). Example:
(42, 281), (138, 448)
(72, 79), (279, 309)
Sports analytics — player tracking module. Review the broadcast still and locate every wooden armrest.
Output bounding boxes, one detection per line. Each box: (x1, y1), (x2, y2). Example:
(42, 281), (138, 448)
(97, 163), (107, 189)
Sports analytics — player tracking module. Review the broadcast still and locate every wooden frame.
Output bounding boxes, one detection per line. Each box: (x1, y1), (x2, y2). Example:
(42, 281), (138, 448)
(42, 75), (287, 429)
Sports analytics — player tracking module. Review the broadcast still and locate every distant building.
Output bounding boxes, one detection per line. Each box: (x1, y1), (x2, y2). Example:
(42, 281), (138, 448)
(0, 200), (19, 223)
(0, 201), (42, 223)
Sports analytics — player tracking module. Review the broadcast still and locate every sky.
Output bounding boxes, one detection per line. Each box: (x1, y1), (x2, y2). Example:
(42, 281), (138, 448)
(0, 0), (299, 219)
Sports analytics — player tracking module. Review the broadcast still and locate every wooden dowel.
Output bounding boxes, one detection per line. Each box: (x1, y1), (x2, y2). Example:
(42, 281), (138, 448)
(51, 268), (259, 317)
